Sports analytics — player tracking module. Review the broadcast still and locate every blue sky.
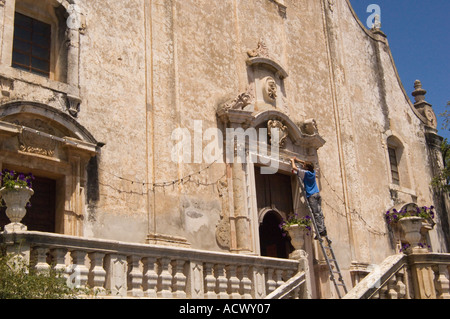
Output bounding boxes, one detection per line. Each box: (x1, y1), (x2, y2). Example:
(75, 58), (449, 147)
(349, 0), (450, 140)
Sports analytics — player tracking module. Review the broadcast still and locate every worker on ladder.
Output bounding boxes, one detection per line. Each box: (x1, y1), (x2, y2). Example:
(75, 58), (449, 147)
(290, 157), (348, 297)
(290, 157), (328, 241)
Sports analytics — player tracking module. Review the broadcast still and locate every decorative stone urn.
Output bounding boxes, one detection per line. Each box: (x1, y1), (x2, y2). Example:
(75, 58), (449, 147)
(399, 216), (424, 252)
(286, 224), (307, 250)
(0, 186), (34, 232)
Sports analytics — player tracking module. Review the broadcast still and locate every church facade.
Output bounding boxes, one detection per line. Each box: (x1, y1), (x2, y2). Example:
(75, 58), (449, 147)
(0, 0), (448, 298)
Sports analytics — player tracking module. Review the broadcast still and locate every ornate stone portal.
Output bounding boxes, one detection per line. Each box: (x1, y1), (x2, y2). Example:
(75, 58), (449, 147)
(0, 102), (99, 236)
(217, 39), (326, 255)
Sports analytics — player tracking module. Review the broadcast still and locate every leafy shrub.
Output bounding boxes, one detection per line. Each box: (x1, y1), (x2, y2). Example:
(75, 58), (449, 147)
(0, 253), (80, 299)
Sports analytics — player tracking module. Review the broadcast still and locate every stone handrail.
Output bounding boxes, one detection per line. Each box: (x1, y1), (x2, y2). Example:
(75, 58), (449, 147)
(0, 230), (301, 299)
(344, 253), (450, 299)
(264, 271), (307, 299)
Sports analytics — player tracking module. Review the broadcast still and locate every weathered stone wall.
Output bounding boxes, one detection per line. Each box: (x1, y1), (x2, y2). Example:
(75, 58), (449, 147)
(0, 0), (446, 297)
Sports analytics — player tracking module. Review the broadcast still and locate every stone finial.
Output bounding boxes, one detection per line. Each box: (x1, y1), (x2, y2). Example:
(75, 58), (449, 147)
(412, 80), (427, 104)
(372, 14), (382, 30)
(411, 80), (437, 129)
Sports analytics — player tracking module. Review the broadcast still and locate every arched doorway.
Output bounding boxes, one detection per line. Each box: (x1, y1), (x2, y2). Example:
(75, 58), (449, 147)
(259, 210), (293, 258)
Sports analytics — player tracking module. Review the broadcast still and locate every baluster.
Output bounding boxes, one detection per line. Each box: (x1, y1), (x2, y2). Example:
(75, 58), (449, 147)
(266, 268), (276, 294)
(127, 255), (144, 297)
(215, 264), (229, 299)
(274, 269), (284, 288)
(158, 257), (173, 298)
(33, 247), (50, 274)
(239, 265), (252, 299)
(204, 262), (217, 299)
(227, 264), (240, 299)
(387, 276), (398, 299)
(172, 259), (187, 298)
(143, 257), (158, 298)
(88, 252), (107, 295)
(379, 284), (388, 299)
(70, 250), (89, 288)
(395, 270), (407, 299)
(435, 265), (450, 299)
(50, 248), (69, 281)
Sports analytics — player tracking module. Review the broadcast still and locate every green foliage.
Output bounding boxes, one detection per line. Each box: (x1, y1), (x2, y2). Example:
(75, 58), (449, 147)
(0, 253), (79, 299)
(432, 101), (450, 192)
(0, 169), (34, 190)
(439, 101), (450, 131)
(431, 138), (450, 192)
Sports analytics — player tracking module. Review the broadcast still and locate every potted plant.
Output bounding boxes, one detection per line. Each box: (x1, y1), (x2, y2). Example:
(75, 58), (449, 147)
(385, 205), (435, 253)
(280, 214), (312, 251)
(0, 169), (35, 231)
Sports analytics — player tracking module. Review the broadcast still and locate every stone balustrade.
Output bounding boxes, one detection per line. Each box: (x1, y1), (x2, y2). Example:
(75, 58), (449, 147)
(1, 230), (301, 299)
(344, 253), (450, 299)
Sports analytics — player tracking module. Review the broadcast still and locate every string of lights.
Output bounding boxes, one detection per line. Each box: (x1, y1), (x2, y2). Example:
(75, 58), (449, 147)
(98, 160), (226, 192)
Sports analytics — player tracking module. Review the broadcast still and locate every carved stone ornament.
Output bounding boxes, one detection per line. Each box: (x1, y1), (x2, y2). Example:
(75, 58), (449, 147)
(263, 77), (277, 102)
(67, 94), (81, 117)
(0, 75), (14, 98)
(247, 38), (270, 59)
(17, 119), (57, 157)
(215, 180), (231, 249)
(221, 86), (255, 111)
(300, 119), (319, 136)
(424, 106), (437, 129)
(268, 119), (288, 148)
(215, 218), (231, 249)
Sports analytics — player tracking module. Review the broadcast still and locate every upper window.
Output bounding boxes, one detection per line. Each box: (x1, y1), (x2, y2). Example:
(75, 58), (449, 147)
(387, 135), (412, 190)
(12, 12), (51, 78)
(388, 147), (400, 185)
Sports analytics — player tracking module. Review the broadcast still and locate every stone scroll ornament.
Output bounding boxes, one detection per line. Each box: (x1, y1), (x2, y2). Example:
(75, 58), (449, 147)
(221, 85), (255, 111)
(267, 119), (288, 148)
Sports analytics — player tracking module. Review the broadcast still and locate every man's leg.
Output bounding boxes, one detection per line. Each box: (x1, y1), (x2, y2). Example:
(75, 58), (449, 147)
(308, 194), (327, 236)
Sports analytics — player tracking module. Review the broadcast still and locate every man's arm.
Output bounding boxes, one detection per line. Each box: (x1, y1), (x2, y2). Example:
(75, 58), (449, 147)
(290, 157), (299, 172)
(290, 157), (306, 179)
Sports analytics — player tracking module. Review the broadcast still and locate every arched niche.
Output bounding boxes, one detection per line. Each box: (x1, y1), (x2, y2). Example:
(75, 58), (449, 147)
(0, 101), (99, 236)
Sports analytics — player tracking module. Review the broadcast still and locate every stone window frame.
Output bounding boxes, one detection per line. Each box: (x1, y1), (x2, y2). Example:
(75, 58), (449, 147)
(0, 0), (83, 92)
(384, 132), (416, 199)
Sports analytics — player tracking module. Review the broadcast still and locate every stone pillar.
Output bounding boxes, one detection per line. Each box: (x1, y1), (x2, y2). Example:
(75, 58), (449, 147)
(228, 111), (254, 254)
(218, 107), (255, 254)
(65, 4), (86, 90)
(231, 159), (251, 253)
(414, 80), (450, 252)
(290, 249), (313, 299)
(409, 254), (437, 299)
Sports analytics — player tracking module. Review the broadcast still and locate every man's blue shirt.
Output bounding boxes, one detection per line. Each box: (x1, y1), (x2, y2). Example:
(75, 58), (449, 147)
(297, 169), (319, 198)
